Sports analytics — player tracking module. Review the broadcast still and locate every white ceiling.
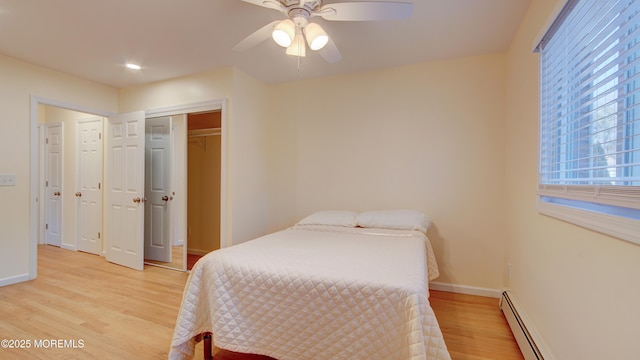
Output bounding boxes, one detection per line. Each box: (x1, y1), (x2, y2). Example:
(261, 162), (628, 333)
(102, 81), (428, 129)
(0, 0), (531, 88)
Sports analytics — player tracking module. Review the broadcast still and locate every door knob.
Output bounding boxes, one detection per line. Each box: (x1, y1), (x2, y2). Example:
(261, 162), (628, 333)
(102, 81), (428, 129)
(133, 197), (141, 203)
(75, 192), (82, 197)
(54, 191), (61, 196)
(162, 195), (169, 202)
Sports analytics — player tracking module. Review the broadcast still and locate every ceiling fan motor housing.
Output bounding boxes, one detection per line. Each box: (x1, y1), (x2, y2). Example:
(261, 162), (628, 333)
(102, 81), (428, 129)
(289, 8), (311, 28)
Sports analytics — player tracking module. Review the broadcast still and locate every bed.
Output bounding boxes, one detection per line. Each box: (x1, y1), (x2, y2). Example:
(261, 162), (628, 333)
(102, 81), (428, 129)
(169, 210), (450, 360)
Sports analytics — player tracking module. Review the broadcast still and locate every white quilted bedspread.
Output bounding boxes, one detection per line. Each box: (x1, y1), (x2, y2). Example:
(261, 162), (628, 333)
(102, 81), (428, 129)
(169, 226), (450, 360)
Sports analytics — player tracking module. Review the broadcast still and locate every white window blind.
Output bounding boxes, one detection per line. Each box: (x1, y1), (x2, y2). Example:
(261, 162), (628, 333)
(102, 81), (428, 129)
(538, 0), (640, 213)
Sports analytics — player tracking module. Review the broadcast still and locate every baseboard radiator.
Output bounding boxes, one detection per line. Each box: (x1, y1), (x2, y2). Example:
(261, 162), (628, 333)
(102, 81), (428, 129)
(500, 291), (544, 360)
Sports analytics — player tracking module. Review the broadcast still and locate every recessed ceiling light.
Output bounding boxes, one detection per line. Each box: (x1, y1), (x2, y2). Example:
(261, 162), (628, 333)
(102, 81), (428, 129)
(125, 63), (141, 70)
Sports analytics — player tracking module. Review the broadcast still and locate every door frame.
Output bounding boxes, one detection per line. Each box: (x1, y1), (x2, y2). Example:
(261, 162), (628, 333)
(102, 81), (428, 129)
(29, 96), (228, 280)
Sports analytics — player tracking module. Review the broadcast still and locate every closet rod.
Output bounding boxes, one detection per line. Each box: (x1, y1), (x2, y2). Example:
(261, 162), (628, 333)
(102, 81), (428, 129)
(188, 128), (221, 138)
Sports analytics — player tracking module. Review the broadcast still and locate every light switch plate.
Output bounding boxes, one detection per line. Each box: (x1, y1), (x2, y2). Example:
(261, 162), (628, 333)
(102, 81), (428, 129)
(0, 174), (17, 186)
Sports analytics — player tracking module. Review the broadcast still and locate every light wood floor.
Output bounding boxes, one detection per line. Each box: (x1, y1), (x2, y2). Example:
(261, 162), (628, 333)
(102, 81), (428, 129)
(429, 291), (524, 360)
(0, 245), (522, 360)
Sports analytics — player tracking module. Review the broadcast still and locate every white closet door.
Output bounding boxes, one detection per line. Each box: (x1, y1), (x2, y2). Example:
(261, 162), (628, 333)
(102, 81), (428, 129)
(144, 116), (172, 262)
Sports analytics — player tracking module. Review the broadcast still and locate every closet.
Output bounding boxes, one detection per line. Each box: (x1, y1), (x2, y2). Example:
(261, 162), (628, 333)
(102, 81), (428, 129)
(186, 111), (221, 268)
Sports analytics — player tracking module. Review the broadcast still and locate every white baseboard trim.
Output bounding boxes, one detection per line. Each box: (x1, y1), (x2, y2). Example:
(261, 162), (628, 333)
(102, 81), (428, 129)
(429, 281), (502, 298)
(0, 273), (30, 287)
(61, 244), (76, 251)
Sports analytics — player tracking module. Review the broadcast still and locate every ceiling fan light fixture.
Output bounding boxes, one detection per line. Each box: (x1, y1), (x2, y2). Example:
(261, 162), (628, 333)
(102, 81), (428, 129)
(286, 29), (306, 57)
(272, 19), (295, 47)
(304, 23), (329, 51)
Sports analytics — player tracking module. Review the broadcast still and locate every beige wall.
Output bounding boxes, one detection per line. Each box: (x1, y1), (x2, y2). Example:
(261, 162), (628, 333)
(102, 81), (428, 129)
(505, 0), (640, 358)
(271, 54), (509, 290)
(118, 68), (233, 113)
(0, 54), (117, 285)
(227, 68), (279, 243)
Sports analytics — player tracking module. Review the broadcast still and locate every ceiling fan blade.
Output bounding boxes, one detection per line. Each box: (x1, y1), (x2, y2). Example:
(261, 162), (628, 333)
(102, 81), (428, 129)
(240, 0), (284, 11)
(317, 1), (413, 21)
(233, 20), (280, 52)
(318, 38), (342, 63)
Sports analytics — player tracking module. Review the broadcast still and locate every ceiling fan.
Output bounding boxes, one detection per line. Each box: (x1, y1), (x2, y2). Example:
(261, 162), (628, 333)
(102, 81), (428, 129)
(233, 0), (414, 63)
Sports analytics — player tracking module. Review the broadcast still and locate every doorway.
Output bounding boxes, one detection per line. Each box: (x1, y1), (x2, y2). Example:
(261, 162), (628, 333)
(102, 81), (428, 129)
(38, 105), (104, 252)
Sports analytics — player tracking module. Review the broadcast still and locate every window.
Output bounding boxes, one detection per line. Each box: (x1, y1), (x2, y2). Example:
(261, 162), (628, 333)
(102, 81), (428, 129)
(537, 0), (640, 244)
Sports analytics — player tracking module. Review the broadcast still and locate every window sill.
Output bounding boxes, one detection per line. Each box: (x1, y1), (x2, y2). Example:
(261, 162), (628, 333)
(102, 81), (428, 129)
(537, 197), (640, 246)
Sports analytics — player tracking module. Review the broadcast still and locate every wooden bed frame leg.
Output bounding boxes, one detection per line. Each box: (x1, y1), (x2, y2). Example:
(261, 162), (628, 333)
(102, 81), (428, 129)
(203, 332), (213, 360)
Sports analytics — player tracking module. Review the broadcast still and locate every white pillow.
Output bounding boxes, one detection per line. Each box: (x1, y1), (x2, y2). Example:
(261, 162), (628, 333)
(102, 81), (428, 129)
(297, 210), (358, 227)
(356, 210), (430, 233)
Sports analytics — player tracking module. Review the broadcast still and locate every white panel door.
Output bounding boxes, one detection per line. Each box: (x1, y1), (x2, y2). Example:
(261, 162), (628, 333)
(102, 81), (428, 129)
(76, 118), (103, 255)
(45, 123), (63, 247)
(105, 111), (145, 270)
(144, 117), (172, 262)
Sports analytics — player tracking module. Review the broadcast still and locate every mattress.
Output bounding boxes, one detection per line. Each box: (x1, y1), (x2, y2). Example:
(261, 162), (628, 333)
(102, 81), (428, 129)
(169, 225), (450, 360)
